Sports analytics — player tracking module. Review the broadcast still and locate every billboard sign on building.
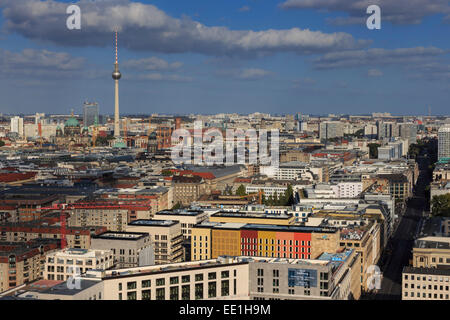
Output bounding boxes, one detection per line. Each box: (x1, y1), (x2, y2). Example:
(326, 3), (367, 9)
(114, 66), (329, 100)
(288, 268), (317, 287)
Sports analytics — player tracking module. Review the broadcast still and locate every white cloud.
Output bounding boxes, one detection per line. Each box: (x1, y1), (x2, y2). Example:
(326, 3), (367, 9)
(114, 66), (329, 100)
(279, 0), (450, 25)
(367, 69), (383, 77)
(123, 57), (183, 71)
(134, 73), (193, 82)
(0, 0), (369, 58)
(239, 6), (251, 12)
(0, 48), (85, 78)
(216, 67), (273, 80)
(313, 47), (447, 69)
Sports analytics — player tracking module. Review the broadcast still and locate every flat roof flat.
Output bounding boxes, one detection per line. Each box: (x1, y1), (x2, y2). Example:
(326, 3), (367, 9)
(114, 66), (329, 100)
(128, 219), (178, 227)
(156, 209), (205, 216)
(92, 231), (149, 240)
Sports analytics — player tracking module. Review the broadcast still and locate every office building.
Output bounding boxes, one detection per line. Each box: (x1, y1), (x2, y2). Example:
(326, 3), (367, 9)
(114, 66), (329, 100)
(319, 121), (344, 141)
(83, 102), (99, 127)
(191, 222), (339, 262)
(438, 125), (450, 161)
(402, 267), (450, 300)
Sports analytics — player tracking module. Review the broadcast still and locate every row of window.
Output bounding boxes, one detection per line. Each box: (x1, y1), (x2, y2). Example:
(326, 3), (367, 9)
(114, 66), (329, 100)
(241, 245), (311, 252)
(404, 274), (450, 282)
(242, 239), (311, 246)
(119, 271), (232, 291)
(120, 280), (233, 300)
(404, 291), (450, 299)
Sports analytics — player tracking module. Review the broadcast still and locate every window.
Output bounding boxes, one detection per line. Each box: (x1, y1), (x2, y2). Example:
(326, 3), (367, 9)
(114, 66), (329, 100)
(195, 283), (203, 300)
(195, 274), (203, 281)
(182, 285), (190, 300)
(182, 275), (190, 283)
(208, 282), (217, 298)
(127, 281), (137, 290)
(142, 280), (151, 288)
(170, 277), (179, 285)
(142, 290), (151, 300)
(156, 288), (165, 300)
(221, 280), (229, 296)
(221, 271), (229, 278)
(118, 283), (122, 291)
(208, 272), (216, 280)
(170, 286), (179, 300)
(127, 291), (137, 300)
(156, 278), (165, 286)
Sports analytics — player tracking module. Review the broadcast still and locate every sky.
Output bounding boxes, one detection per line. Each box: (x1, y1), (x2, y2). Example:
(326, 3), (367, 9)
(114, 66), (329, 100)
(0, 0), (449, 116)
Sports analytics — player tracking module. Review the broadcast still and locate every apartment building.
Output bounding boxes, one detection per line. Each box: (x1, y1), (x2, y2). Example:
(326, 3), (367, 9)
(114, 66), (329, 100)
(0, 219), (106, 250)
(0, 239), (59, 293)
(44, 248), (114, 281)
(95, 186), (171, 215)
(191, 222), (340, 262)
(68, 207), (130, 232)
(126, 220), (183, 264)
(90, 231), (154, 268)
(172, 175), (207, 206)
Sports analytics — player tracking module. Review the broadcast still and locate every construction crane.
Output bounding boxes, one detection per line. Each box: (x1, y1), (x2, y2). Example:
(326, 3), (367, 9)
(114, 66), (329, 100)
(92, 116), (99, 148)
(123, 118), (128, 147)
(38, 122), (43, 148)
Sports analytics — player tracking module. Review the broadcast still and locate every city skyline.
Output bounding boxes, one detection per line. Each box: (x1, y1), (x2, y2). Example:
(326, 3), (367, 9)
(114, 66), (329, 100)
(0, 0), (449, 116)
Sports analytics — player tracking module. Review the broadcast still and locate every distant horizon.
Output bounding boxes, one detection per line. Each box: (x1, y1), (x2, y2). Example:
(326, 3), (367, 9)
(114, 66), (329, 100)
(1, 112), (450, 118)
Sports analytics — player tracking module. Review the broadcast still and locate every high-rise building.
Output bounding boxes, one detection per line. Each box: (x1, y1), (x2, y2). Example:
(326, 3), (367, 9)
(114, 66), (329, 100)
(319, 121), (344, 141)
(10, 116), (24, 137)
(83, 102), (99, 127)
(438, 125), (450, 161)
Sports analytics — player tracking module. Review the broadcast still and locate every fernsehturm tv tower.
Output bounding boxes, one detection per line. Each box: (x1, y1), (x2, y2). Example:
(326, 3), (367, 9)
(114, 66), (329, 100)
(112, 31), (121, 138)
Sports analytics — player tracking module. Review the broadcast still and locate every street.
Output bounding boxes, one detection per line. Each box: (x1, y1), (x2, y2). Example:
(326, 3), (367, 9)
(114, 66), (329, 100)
(362, 155), (430, 300)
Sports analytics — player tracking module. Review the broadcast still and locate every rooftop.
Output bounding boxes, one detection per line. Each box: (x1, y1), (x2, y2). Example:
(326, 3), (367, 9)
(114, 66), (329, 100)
(403, 266), (450, 276)
(128, 219), (178, 227)
(92, 231), (149, 241)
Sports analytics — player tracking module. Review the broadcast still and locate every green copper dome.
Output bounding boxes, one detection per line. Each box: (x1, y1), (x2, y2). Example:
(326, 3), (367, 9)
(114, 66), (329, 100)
(65, 117), (80, 127)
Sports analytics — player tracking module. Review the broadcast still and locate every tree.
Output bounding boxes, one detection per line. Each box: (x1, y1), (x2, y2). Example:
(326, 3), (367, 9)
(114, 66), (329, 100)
(284, 184), (295, 206)
(368, 143), (381, 159)
(171, 202), (182, 210)
(0, 140), (4, 147)
(95, 135), (115, 146)
(236, 184), (247, 196)
(431, 194), (450, 217)
(161, 170), (173, 176)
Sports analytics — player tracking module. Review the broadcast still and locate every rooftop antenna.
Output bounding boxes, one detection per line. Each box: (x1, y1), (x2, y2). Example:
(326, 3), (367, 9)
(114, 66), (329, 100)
(115, 29), (118, 64)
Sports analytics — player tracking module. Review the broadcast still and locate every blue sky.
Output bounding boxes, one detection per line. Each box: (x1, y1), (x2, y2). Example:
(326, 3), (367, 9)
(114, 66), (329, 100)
(0, 0), (449, 116)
